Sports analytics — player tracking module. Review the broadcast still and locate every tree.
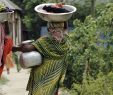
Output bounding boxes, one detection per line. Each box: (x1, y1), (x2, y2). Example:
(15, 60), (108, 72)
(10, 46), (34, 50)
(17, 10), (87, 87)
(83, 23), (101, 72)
(91, 0), (96, 17)
(64, 3), (113, 95)
(11, 0), (47, 39)
(22, 0), (48, 39)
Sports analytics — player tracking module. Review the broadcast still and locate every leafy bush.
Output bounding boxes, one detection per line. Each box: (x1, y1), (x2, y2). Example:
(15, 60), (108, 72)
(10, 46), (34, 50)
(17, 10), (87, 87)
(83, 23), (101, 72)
(70, 72), (113, 95)
(64, 3), (113, 94)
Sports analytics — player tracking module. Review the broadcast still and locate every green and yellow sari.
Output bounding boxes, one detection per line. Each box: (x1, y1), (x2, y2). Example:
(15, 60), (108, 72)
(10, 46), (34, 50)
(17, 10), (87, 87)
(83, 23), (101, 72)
(26, 36), (69, 95)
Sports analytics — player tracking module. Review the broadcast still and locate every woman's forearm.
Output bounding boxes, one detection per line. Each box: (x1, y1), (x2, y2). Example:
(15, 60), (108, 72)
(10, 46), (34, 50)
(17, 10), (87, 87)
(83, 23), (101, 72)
(12, 44), (36, 52)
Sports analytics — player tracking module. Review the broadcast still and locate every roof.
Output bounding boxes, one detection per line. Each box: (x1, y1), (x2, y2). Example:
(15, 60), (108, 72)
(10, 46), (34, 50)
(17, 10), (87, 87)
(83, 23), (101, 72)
(0, 0), (22, 11)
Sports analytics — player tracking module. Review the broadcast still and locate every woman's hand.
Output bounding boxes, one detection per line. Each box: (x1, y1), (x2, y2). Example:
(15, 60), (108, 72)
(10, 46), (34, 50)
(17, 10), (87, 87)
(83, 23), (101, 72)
(12, 43), (36, 52)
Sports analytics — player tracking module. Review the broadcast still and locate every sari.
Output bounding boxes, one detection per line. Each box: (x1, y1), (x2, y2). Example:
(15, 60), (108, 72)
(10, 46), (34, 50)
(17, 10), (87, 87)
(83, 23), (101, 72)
(26, 36), (69, 95)
(0, 36), (13, 76)
(3, 36), (13, 66)
(5, 51), (14, 69)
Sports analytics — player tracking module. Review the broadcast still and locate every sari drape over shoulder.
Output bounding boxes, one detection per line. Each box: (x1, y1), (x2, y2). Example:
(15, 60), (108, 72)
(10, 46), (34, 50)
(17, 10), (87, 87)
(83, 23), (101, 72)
(26, 37), (68, 95)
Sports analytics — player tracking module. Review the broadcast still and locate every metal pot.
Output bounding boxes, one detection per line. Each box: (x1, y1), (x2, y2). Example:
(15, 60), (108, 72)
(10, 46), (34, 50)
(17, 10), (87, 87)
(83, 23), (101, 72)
(19, 40), (42, 69)
(19, 51), (42, 69)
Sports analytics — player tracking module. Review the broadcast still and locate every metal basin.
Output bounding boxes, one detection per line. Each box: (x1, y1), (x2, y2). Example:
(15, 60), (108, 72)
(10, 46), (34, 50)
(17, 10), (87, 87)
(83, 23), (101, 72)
(34, 3), (77, 22)
(19, 51), (42, 69)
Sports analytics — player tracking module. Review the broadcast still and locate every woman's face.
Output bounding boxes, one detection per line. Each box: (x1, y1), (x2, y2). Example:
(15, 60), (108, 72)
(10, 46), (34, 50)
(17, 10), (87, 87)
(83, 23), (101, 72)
(48, 28), (64, 42)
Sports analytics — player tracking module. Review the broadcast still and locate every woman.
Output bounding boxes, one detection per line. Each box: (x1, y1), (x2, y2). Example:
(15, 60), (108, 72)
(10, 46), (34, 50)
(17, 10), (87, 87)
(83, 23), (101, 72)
(0, 21), (14, 76)
(13, 22), (69, 95)
(3, 34), (14, 74)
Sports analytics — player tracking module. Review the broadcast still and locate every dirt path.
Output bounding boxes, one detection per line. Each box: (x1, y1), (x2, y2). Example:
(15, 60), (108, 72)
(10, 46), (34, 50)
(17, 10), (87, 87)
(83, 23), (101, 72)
(0, 66), (30, 95)
(0, 66), (70, 95)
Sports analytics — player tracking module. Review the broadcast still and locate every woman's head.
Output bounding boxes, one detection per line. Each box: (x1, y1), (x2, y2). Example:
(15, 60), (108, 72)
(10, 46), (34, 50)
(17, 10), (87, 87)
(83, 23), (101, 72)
(47, 22), (68, 42)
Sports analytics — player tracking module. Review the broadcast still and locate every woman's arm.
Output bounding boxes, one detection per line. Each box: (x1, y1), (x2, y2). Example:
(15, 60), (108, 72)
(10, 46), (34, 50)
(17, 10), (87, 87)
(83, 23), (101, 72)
(12, 44), (36, 52)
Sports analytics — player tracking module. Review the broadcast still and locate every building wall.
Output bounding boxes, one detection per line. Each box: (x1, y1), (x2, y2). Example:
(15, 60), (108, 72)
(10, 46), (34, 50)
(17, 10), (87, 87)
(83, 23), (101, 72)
(7, 12), (21, 46)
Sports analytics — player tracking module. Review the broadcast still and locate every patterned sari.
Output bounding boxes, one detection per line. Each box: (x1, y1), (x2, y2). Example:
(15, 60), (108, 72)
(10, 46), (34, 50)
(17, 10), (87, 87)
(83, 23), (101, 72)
(26, 36), (69, 95)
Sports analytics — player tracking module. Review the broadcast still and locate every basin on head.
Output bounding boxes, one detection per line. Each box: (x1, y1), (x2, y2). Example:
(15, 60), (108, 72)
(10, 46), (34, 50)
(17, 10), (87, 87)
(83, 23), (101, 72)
(34, 3), (77, 22)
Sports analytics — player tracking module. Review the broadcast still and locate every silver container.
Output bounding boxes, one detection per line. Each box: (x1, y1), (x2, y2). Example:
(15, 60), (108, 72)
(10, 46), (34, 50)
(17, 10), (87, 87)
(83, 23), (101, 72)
(19, 40), (42, 69)
(34, 3), (77, 22)
(19, 51), (42, 69)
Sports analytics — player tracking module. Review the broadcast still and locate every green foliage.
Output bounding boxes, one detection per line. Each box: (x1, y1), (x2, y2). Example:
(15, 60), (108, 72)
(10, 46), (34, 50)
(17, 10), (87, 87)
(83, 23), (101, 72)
(0, 3), (6, 12)
(70, 72), (113, 95)
(21, 0), (47, 39)
(11, 0), (47, 39)
(72, 3), (91, 22)
(64, 2), (113, 95)
(65, 16), (100, 88)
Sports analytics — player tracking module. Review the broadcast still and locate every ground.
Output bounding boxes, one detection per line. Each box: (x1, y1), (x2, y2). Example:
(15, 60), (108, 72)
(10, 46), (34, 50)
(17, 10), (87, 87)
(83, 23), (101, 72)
(0, 66), (70, 95)
(0, 66), (29, 95)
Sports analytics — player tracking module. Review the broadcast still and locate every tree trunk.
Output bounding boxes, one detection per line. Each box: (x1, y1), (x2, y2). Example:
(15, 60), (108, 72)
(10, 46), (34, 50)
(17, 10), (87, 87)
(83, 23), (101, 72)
(91, 0), (96, 17)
